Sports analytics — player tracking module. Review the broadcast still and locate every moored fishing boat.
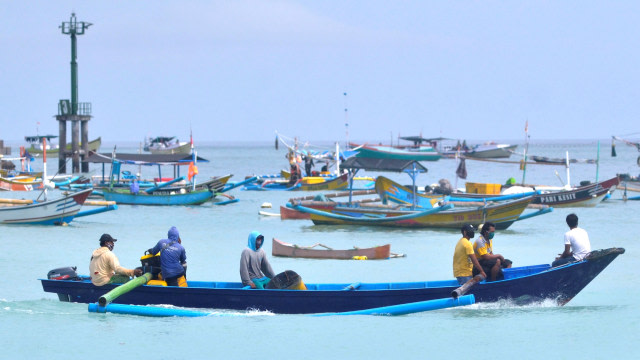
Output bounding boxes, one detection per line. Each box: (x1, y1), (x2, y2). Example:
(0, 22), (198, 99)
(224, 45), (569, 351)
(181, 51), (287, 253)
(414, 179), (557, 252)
(101, 187), (213, 205)
(272, 238), (394, 260)
(40, 247), (624, 314)
(376, 175), (618, 208)
(144, 136), (191, 155)
(0, 188), (92, 225)
(351, 143), (441, 161)
(290, 195), (533, 230)
(246, 173), (350, 191)
(25, 136), (101, 157)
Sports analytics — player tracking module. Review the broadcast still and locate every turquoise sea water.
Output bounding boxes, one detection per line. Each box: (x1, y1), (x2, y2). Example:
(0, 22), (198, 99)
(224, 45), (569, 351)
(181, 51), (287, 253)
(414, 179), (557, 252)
(1, 140), (639, 359)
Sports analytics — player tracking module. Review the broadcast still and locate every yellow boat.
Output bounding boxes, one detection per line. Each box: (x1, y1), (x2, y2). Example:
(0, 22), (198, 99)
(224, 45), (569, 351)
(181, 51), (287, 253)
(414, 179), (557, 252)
(290, 195), (535, 230)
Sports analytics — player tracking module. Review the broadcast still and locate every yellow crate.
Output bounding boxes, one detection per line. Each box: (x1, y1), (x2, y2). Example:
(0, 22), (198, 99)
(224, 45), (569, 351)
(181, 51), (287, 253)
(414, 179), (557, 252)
(465, 182), (502, 195)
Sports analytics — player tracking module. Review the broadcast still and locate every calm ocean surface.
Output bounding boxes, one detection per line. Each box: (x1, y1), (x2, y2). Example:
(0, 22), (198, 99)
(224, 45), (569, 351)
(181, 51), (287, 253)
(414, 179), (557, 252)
(1, 140), (639, 359)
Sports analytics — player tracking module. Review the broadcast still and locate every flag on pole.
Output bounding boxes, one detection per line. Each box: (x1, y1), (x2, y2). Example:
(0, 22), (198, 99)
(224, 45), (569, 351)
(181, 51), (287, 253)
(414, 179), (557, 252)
(456, 158), (467, 179)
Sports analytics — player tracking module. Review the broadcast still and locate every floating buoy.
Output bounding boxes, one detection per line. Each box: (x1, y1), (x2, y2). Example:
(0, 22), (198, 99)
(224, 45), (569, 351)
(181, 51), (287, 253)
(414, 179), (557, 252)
(352, 256), (368, 260)
(261, 202), (272, 208)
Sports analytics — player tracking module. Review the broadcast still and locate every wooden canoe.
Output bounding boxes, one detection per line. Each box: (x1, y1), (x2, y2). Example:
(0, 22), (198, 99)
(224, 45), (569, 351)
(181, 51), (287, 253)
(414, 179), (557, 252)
(272, 238), (393, 260)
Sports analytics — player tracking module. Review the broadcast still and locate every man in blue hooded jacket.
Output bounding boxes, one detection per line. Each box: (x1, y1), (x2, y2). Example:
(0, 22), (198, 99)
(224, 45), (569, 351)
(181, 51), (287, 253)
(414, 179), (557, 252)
(149, 226), (187, 287)
(240, 231), (276, 289)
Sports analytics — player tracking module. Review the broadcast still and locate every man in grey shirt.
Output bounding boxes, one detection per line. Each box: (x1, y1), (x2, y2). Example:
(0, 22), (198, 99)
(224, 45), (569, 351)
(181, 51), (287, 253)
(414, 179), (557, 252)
(240, 231), (276, 288)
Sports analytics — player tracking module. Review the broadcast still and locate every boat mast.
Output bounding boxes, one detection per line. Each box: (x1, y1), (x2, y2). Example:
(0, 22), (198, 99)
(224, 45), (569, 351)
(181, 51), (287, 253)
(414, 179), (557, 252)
(565, 151), (571, 187)
(344, 92), (349, 150)
(42, 138), (48, 201)
(521, 120), (529, 185)
(596, 141), (600, 183)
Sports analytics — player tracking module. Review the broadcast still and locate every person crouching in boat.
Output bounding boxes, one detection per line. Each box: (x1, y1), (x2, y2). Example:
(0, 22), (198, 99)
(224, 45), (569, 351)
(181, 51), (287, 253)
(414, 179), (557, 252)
(148, 226), (187, 287)
(453, 225), (486, 285)
(89, 234), (142, 286)
(240, 231), (276, 289)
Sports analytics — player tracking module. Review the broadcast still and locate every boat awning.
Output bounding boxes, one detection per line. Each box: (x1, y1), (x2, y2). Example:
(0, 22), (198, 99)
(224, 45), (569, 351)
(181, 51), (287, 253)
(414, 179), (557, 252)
(399, 136), (453, 144)
(25, 135), (58, 142)
(341, 157), (427, 173)
(84, 153), (209, 165)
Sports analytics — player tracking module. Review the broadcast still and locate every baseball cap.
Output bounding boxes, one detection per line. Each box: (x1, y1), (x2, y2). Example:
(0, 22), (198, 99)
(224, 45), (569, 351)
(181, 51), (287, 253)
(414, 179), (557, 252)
(461, 224), (475, 233)
(99, 234), (117, 244)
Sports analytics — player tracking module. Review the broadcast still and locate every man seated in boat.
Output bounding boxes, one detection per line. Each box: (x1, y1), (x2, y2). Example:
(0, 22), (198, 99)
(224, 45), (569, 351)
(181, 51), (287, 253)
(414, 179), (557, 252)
(552, 213), (591, 267)
(453, 225), (486, 285)
(240, 231), (276, 289)
(472, 222), (512, 281)
(288, 162), (302, 187)
(89, 234), (142, 286)
(148, 226), (188, 287)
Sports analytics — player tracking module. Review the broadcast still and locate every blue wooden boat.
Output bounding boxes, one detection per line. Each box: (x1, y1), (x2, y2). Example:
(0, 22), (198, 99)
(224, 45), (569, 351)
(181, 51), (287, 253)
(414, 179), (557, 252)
(351, 144), (441, 161)
(40, 247), (624, 314)
(101, 188), (213, 205)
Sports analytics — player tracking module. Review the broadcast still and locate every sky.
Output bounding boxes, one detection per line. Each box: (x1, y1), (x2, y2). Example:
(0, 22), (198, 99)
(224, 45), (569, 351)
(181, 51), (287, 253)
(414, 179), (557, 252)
(1, 1), (639, 145)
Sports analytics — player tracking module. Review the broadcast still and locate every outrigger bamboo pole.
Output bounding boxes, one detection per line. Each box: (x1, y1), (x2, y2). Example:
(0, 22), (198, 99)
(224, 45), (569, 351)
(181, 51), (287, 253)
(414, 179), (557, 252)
(98, 272), (152, 307)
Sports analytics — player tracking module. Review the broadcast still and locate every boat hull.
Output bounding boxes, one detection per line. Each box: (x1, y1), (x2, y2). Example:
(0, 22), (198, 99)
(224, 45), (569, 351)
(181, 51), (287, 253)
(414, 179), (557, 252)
(354, 145), (441, 161)
(272, 238), (391, 260)
(147, 142), (191, 155)
(465, 144), (517, 158)
(531, 177), (619, 207)
(40, 248), (624, 314)
(0, 189), (92, 225)
(296, 196), (533, 230)
(101, 189), (212, 205)
(280, 205), (311, 219)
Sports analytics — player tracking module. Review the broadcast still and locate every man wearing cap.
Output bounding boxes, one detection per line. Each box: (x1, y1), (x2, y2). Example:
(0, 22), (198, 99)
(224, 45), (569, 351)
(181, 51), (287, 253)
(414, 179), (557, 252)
(148, 226), (187, 287)
(453, 224), (486, 285)
(240, 231), (276, 289)
(89, 234), (142, 286)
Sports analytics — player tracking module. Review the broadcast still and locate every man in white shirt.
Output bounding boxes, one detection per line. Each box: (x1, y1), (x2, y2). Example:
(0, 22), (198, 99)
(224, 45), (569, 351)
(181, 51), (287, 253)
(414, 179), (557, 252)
(552, 213), (591, 267)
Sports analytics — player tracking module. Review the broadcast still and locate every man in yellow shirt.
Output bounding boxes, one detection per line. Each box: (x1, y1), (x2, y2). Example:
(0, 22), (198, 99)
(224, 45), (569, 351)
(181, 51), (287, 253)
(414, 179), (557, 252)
(453, 224), (486, 285)
(473, 222), (511, 281)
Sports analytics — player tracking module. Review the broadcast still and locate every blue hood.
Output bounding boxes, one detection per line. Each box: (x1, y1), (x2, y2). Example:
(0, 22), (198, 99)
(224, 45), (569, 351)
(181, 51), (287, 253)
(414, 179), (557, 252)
(247, 231), (263, 251)
(168, 226), (180, 241)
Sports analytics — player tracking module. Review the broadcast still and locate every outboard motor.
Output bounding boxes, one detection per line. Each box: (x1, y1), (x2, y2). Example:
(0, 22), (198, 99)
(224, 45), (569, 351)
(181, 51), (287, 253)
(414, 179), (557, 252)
(47, 266), (80, 302)
(47, 266), (79, 281)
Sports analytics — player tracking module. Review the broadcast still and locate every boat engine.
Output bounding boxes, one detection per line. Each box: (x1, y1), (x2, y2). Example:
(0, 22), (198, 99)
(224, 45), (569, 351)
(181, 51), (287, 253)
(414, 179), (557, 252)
(47, 266), (79, 281)
(47, 267), (80, 302)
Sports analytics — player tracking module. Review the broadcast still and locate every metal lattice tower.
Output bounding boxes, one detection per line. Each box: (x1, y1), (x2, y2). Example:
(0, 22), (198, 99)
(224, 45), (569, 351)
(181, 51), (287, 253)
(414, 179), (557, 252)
(57, 13), (93, 173)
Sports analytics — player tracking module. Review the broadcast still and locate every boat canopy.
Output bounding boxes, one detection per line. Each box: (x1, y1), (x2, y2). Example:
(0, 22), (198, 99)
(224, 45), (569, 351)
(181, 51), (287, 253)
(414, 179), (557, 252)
(149, 136), (176, 143)
(341, 157), (427, 173)
(25, 135), (58, 142)
(84, 153), (209, 166)
(399, 136), (452, 145)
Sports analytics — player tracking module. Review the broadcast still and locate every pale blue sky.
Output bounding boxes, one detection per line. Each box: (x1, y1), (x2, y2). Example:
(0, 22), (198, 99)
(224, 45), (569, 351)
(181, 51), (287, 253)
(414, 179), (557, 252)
(1, 1), (638, 145)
